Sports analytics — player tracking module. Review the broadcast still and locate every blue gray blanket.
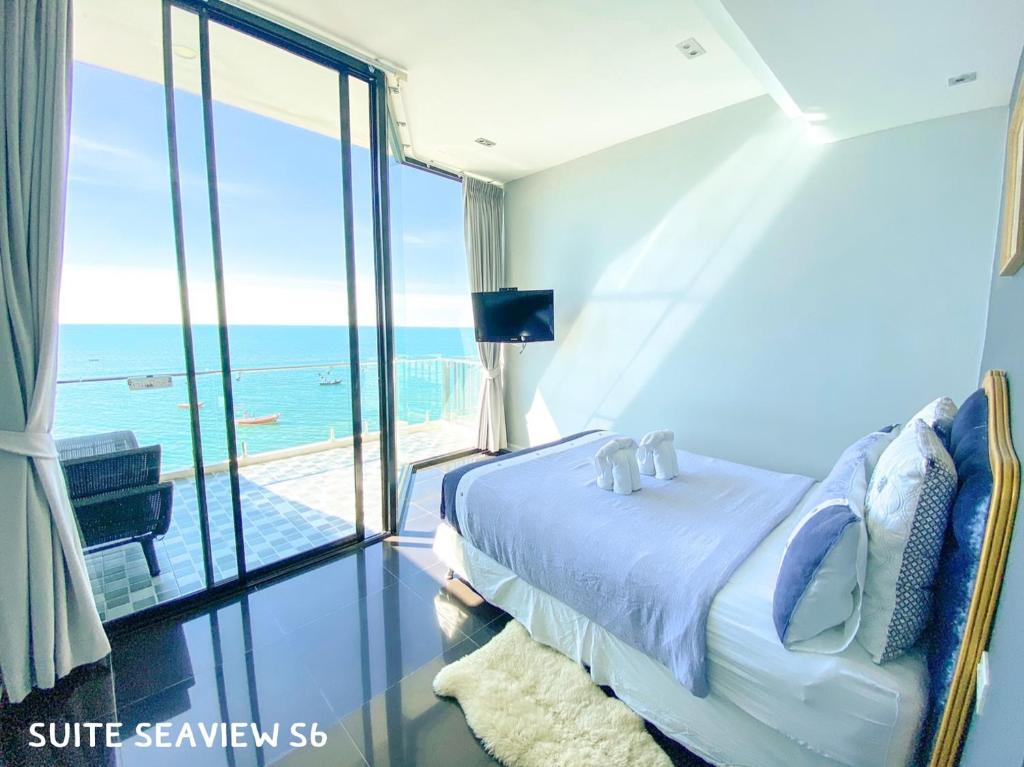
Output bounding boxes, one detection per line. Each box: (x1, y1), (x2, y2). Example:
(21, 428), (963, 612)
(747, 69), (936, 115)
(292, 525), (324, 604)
(442, 432), (814, 697)
(440, 431), (599, 533)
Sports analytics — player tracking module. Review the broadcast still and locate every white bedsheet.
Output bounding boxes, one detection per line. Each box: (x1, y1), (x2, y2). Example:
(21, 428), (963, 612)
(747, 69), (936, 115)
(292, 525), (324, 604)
(434, 481), (927, 767)
(705, 482), (927, 765)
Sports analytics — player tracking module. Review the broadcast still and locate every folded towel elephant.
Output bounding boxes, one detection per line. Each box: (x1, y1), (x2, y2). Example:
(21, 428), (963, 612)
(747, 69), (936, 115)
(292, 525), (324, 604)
(594, 438), (642, 495)
(637, 430), (680, 480)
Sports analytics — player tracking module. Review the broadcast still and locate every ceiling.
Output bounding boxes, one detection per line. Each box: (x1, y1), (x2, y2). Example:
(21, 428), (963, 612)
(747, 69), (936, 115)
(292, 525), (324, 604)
(230, 0), (767, 181)
(75, 0), (1024, 183)
(74, 0), (373, 148)
(698, 0), (1024, 143)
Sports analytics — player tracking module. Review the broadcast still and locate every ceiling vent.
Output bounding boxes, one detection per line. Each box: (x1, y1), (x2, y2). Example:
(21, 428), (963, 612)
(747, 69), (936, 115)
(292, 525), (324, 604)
(948, 72), (977, 87)
(475, 137), (496, 147)
(676, 38), (706, 59)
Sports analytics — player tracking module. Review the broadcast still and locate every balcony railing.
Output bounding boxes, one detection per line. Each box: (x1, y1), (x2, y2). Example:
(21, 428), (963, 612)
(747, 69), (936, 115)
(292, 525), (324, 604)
(55, 356), (482, 477)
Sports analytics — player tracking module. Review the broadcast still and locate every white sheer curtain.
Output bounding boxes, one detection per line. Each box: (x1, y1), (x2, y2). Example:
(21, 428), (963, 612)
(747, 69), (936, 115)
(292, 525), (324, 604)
(0, 0), (110, 704)
(463, 176), (508, 453)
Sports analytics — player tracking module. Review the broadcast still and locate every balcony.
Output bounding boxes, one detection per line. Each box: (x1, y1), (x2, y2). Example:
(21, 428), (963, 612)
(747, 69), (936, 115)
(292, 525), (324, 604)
(56, 357), (482, 621)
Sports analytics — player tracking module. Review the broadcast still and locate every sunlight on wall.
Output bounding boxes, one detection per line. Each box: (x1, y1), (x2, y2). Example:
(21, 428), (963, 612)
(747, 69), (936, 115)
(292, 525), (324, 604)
(533, 116), (822, 435)
(506, 99), (1004, 474)
(524, 389), (559, 446)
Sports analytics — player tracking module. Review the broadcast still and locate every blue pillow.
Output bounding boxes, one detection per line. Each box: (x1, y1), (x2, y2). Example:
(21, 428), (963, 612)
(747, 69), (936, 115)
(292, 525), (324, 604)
(922, 389), (992, 750)
(774, 502), (865, 648)
(773, 429), (895, 651)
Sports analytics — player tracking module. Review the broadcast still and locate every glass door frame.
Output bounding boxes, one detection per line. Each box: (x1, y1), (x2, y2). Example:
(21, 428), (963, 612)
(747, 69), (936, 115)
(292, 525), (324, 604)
(103, 0), (398, 627)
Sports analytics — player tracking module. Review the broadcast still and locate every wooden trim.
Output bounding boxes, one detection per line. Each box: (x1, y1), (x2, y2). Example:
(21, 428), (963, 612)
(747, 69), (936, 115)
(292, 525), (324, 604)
(998, 87), (1024, 276)
(929, 370), (1020, 765)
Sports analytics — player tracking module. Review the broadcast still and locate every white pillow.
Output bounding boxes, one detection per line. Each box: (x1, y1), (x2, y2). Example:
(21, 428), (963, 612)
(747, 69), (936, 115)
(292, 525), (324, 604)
(909, 396), (957, 449)
(858, 420), (958, 663)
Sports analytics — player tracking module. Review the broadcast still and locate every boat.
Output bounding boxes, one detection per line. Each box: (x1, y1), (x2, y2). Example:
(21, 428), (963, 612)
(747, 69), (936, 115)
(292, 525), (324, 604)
(177, 401), (204, 409)
(319, 371), (343, 386)
(236, 413), (280, 426)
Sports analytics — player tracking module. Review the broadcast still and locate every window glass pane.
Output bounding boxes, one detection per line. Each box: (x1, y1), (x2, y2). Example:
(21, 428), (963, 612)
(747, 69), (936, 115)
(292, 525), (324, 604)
(168, 5), (240, 584)
(207, 22), (375, 564)
(59, 0), (207, 618)
(390, 162), (478, 482)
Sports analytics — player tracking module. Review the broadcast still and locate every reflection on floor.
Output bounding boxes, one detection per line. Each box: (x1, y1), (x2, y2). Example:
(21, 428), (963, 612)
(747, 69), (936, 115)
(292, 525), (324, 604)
(1, 461), (706, 767)
(84, 420), (476, 621)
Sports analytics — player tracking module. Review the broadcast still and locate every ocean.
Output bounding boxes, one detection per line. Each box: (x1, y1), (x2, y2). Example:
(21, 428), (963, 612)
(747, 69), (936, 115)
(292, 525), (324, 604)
(56, 324), (480, 471)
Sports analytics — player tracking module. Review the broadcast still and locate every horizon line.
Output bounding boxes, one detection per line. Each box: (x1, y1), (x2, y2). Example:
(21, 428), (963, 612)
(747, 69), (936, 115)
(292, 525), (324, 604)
(58, 322), (475, 329)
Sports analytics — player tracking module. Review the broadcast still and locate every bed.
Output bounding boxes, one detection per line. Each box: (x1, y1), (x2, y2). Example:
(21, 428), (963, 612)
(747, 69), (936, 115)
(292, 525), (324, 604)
(431, 371), (1019, 767)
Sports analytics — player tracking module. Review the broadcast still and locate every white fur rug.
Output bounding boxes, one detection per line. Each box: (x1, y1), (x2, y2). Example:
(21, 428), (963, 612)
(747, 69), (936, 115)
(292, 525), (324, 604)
(433, 620), (672, 767)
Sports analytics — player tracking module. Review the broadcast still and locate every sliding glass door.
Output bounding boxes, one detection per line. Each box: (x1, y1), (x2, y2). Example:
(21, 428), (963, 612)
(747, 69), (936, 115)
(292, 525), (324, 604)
(60, 0), (396, 622)
(164, 2), (394, 579)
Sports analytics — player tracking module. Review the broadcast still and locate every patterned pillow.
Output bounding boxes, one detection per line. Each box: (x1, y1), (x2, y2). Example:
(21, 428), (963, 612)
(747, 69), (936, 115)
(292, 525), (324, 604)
(858, 420), (958, 663)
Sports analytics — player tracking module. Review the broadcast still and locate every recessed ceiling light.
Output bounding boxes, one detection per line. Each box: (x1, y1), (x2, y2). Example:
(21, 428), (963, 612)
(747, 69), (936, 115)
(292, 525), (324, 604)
(948, 71), (977, 87)
(171, 44), (197, 60)
(676, 38), (705, 59)
(475, 137), (496, 147)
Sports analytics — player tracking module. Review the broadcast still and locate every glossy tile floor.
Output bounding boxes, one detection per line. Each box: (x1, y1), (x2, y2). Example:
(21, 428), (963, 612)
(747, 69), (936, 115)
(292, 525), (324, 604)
(1, 463), (705, 767)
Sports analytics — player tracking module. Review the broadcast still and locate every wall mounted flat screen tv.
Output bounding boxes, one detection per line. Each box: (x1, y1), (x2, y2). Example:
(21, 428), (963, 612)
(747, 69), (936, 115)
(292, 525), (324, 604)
(472, 289), (554, 344)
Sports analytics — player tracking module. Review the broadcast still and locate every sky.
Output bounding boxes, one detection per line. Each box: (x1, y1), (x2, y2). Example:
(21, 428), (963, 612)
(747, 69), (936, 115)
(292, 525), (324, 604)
(62, 62), (471, 328)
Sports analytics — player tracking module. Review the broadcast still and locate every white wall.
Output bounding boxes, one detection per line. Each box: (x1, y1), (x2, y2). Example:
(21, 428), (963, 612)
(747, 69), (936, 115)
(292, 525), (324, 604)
(960, 44), (1024, 767)
(503, 95), (1006, 477)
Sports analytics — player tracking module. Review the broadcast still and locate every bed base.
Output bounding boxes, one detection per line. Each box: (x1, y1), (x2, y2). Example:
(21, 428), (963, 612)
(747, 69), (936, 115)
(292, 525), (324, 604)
(434, 523), (867, 767)
(434, 370), (1018, 766)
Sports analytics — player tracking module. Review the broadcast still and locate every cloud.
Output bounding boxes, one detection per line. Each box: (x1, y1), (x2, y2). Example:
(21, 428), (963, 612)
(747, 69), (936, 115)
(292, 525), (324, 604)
(68, 132), (265, 200)
(68, 132), (167, 192)
(70, 134), (146, 163)
(59, 264), (473, 328)
(402, 229), (459, 249)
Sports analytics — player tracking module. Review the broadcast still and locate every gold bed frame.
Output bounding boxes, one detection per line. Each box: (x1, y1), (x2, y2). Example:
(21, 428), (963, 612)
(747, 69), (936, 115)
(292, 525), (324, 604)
(929, 369), (1020, 766)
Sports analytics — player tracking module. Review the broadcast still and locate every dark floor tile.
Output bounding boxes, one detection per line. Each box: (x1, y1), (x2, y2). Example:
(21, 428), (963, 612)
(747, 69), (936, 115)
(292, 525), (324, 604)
(398, 567), (506, 641)
(466, 612), (513, 647)
(113, 637), (336, 767)
(380, 537), (442, 580)
(261, 724), (367, 767)
(0, 505), (694, 767)
(115, 667), (244, 767)
(108, 620), (211, 710)
(0, 663), (119, 767)
(338, 637), (499, 767)
(251, 545), (397, 635)
(222, 647), (337, 764)
(646, 723), (710, 767)
(108, 595), (285, 709)
(289, 581), (472, 720)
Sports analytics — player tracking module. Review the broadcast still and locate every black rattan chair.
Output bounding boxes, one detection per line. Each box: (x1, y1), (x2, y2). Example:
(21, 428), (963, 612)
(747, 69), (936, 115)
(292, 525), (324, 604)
(58, 432), (174, 577)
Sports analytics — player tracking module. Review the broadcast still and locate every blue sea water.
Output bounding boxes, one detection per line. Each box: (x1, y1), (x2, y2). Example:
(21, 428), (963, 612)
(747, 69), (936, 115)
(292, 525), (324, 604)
(55, 324), (479, 471)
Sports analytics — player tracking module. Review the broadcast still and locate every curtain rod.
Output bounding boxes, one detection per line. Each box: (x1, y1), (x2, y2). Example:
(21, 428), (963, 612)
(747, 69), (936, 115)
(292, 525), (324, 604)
(403, 157), (503, 187)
